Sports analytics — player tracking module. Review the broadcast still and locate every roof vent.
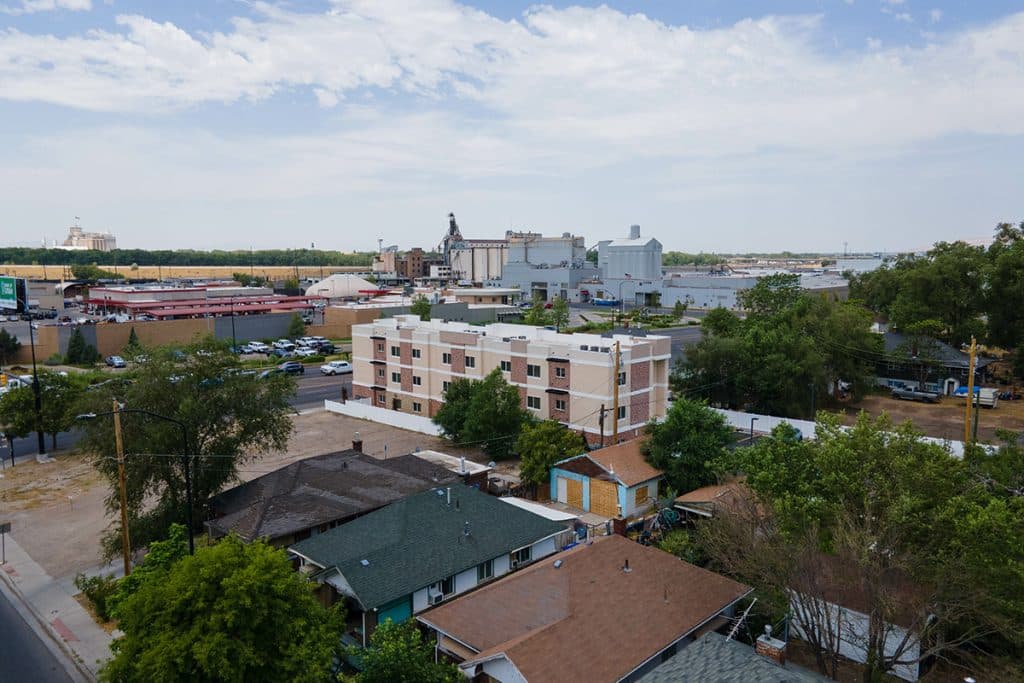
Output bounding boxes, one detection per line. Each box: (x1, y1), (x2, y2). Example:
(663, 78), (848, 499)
(553, 559), (563, 569)
(360, 559), (370, 567)
(622, 558), (631, 573)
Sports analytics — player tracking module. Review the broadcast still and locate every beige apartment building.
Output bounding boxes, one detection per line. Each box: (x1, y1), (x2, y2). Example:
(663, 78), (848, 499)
(351, 315), (671, 444)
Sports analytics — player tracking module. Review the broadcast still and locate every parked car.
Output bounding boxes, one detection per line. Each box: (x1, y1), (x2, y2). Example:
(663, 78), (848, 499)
(271, 348), (295, 359)
(294, 347), (318, 358)
(278, 360), (305, 375)
(247, 342), (270, 354)
(272, 339), (295, 351)
(890, 383), (940, 403)
(105, 355), (127, 368)
(320, 360), (352, 375)
(315, 342), (337, 354)
(259, 368), (283, 380)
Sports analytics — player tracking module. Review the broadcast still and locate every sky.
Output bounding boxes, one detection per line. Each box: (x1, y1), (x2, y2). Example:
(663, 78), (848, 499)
(0, 1), (1022, 253)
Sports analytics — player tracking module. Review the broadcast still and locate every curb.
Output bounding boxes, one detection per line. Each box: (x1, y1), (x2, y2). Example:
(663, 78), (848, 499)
(0, 563), (96, 683)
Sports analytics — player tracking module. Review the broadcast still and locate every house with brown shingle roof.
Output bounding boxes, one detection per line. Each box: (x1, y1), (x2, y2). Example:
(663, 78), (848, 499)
(418, 534), (752, 683)
(549, 438), (664, 518)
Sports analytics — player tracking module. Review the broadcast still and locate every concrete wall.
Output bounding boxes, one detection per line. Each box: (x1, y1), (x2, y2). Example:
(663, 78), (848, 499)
(324, 399), (442, 436)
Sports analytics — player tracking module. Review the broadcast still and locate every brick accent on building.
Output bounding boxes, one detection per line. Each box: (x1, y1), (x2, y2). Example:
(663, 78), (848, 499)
(400, 367), (413, 392)
(630, 359), (650, 392)
(511, 356), (527, 384)
(451, 347), (466, 374)
(371, 338), (386, 362)
(400, 341), (412, 366)
(548, 392), (569, 420)
(548, 359), (570, 390)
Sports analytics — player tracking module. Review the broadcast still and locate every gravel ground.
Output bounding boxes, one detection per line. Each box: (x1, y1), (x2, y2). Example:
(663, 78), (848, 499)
(832, 393), (1024, 443)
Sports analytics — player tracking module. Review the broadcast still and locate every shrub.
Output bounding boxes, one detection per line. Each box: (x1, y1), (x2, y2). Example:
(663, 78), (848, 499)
(74, 572), (119, 622)
(43, 353), (65, 366)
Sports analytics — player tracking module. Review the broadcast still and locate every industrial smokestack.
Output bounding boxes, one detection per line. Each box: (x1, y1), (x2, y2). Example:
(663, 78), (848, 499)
(629, 224), (641, 240)
(352, 432), (362, 452)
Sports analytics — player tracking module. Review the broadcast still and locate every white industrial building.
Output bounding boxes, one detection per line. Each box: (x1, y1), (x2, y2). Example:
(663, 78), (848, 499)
(593, 225), (664, 306)
(498, 231), (600, 302)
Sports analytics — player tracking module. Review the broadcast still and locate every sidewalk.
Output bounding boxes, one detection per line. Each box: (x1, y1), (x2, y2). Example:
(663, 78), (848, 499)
(1, 534), (113, 681)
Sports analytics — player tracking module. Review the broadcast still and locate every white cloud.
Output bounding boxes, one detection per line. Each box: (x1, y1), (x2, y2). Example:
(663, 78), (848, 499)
(881, 0), (905, 5)
(894, 12), (913, 23)
(930, 8), (943, 23)
(1, 1), (1024, 249)
(1, 0), (90, 15)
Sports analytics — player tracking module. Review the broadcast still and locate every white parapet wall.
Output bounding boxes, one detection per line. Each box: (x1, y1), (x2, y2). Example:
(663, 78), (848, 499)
(324, 399), (442, 436)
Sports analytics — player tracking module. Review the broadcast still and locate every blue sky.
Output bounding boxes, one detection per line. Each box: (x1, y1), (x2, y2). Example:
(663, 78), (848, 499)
(1, 0), (1022, 253)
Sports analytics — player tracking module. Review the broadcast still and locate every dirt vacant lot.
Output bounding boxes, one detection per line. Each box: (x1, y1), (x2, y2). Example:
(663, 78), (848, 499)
(832, 394), (1024, 443)
(0, 410), (487, 581)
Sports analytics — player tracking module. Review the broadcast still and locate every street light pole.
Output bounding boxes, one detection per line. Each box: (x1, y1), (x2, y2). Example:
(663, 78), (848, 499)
(749, 417), (759, 445)
(17, 294), (46, 458)
(76, 408), (194, 554)
(618, 274), (632, 326)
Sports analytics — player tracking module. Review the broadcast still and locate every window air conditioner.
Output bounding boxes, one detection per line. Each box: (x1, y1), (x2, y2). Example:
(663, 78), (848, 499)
(430, 593), (444, 605)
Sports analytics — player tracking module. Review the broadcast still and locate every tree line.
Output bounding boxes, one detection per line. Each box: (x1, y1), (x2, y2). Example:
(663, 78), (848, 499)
(676, 273), (879, 417)
(848, 222), (1024, 353)
(0, 247), (375, 267)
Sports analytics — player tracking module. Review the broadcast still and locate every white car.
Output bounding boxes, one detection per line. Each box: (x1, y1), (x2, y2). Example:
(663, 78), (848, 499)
(294, 347), (318, 358)
(320, 360), (352, 375)
(248, 342), (270, 353)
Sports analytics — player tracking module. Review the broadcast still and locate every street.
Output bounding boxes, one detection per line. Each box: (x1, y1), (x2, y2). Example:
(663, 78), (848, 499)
(0, 581), (76, 683)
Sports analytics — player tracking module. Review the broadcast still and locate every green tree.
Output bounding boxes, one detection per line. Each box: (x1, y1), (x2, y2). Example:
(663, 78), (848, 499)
(432, 378), (477, 442)
(0, 385), (34, 443)
(0, 328), (20, 367)
(549, 297), (569, 331)
(107, 523), (189, 619)
(516, 420), (586, 487)
(462, 369), (533, 459)
(672, 299), (687, 320)
(410, 295), (432, 321)
(354, 619), (461, 683)
(705, 413), (1024, 680)
(38, 370), (84, 449)
(76, 337), (296, 554)
(101, 536), (342, 683)
(71, 263), (124, 282)
(123, 327), (142, 357)
(283, 276), (300, 290)
(65, 328), (100, 365)
(286, 312), (306, 338)
(985, 222), (1024, 348)
(523, 294), (551, 326)
(643, 399), (733, 493)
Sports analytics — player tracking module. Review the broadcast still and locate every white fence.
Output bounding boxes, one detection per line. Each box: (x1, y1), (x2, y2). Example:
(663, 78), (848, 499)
(324, 399), (442, 436)
(712, 408), (966, 458)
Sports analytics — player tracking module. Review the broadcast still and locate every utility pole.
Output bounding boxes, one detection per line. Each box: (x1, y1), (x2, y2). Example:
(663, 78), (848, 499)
(112, 400), (131, 576)
(964, 336), (977, 444)
(612, 341), (621, 445)
(598, 403), (606, 448)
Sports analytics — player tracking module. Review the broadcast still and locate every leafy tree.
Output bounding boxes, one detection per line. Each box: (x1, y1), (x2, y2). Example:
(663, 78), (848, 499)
(101, 536), (342, 683)
(71, 263), (124, 282)
(523, 294), (551, 326)
(283, 276), (300, 290)
(737, 273), (802, 317)
(286, 312), (306, 338)
(123, 327), (142, 357)
(672, 299), (687, 320)
(643, 399), (733, 493)
(516, 420), (586, 487)
(107, 523), (189, 619)
(705, 413), (1024, 680)
(985, 222), (1024, 348)
(410, 295), (432, 321)
(353, 619), (461, 683)
(38, 370), (84, 449)
(549, 296), (569, 331)
(0, 328), (20, 367)
(0, 385), (34, 442)
(76, 337), (296, 554)
(461, 369), (534, 459)
(657, 529), (705, 565)
(432, 378), (477, 442)
(65, 327), (100, 365)
(0, 246), (375, 268)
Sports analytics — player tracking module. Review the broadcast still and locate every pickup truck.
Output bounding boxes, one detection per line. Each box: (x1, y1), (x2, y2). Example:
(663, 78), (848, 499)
(891, 385), (941, 403)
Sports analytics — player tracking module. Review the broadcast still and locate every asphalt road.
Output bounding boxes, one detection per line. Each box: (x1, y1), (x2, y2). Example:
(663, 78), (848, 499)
(0, 583), (76, 683)
(654, 326), (704, 361)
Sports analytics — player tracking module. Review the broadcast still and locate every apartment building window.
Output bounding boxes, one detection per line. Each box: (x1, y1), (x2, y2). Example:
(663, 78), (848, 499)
(527, 396), (541, 410)
(510, 547), (532, 567)
(555, 399), (566, 411)
(377, 395), (386, 405)
(412, 348), (421, 359)
(442, 352), (452, 365)
(391, 345), (400, 357)
(412, 402), (422, 413)
(617, 405), (627, 420)
(465, 356), (476, 368)
(618, 372), (627, 386)
(477, 559), (494, 582)
(500, 360), (512, 372)
(413, 375), (422, 386)
(527, 364), (541, 378)
(376, 368), (385, 379)
(443, 381), (450, 392)
(555, 366), (566, 378)
(391, 372), (401, 383)
(431, 575), (455, 599)
(376, 343), (384, 353)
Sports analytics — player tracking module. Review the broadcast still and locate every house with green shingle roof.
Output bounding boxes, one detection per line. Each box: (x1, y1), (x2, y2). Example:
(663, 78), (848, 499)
(290, 483), (569, 647)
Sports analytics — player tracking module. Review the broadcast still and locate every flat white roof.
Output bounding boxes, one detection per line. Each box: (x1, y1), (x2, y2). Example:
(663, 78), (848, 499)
(499, 497), (579, 521)
(412, 450), (491, 476)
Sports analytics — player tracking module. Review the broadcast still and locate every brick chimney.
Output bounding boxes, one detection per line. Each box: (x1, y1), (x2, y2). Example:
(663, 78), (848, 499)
(755, 625), (787, 666)
(351, 432), (362, 453)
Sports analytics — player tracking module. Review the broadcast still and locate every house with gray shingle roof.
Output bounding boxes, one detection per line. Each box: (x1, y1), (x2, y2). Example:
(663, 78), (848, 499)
(289, 484), (568, 647)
